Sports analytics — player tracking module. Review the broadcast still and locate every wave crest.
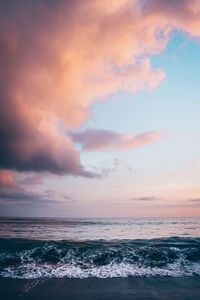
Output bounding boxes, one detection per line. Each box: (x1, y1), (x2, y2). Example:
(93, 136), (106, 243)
(1, 237), (200, 278)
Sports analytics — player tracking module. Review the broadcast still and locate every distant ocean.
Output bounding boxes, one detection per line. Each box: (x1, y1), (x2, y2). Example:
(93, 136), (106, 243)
(0, 217), (200, 279)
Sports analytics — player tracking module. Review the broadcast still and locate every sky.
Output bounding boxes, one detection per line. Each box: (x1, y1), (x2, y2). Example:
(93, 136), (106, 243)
(0, 0), (200, 218)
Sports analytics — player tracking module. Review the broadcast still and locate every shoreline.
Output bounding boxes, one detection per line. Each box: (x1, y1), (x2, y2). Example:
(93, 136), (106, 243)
(1, 277), (200, 300)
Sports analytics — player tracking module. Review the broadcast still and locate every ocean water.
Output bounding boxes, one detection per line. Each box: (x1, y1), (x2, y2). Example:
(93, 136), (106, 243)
(0, 217), (200, 279)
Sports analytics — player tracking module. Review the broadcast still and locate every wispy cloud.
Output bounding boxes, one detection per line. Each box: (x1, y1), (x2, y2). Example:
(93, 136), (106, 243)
(0, 170), (61, 206)
(187, 198), (200, 203)
(69, 128), (164, 151)
(59, 194), (78, 203)
(0, 189), (59, 206)
(86, 158), (134, 179)
(130, 196), (158, 201)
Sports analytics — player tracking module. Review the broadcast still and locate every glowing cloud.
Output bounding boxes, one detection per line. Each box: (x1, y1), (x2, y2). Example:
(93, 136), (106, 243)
(69, 128), (164, 151)
(0, 170), (17, 188)
(0, 0), (200, 176)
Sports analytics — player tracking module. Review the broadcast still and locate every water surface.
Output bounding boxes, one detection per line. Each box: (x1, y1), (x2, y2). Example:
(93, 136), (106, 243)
(0, 217), (200, 278)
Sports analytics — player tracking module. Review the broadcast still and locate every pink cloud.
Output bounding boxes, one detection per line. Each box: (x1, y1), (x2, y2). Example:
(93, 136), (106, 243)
(145, 0), (200, 38)
(0, 170), (17, 188)
(69, 128), (165, 151)
(0, 0), (200, 176)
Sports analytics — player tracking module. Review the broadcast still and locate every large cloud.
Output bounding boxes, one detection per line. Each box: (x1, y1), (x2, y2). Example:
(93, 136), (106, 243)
(0, 0), (200, 175)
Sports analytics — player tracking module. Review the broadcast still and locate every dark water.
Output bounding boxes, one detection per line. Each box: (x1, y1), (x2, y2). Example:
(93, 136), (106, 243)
(0, 217), (200, 278)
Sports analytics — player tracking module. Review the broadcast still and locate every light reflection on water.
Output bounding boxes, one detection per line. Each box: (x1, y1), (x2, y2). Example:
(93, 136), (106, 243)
(0, 217), (200, 240)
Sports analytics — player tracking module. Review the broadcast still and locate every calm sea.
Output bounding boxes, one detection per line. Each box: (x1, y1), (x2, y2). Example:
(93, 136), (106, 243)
(0, 217), (200, 278)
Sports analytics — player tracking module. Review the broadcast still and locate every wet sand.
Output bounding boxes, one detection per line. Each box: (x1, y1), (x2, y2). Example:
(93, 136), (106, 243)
(0, 277), (200, 300)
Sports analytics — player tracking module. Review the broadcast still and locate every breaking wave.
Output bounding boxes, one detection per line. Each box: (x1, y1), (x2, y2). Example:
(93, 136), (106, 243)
(0, 237), (200, 278)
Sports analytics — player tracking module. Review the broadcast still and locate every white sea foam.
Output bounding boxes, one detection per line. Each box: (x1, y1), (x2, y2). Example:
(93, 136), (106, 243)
(1, 260), (200, 279)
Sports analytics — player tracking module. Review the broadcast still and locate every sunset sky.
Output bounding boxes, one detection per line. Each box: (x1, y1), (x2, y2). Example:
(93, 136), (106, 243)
(0, 0), (200, 217)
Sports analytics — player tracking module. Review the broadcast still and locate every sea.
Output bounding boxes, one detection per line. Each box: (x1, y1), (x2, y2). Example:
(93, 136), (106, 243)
(0, 217), (200, 279)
